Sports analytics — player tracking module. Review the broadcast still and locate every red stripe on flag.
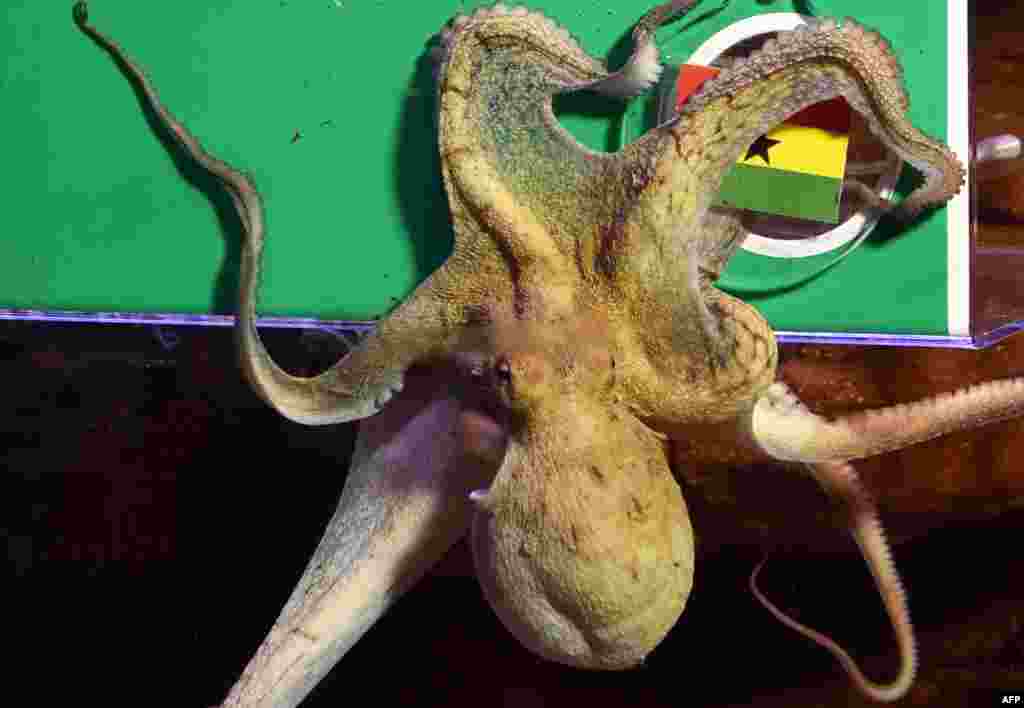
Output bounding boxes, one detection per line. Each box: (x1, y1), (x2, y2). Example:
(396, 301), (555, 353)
(674, 65), (720, 111)
(784, 97), (851, 133)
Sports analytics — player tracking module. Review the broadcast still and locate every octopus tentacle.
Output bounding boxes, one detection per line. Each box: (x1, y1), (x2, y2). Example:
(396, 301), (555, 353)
(74, 1), (468, 426)
(436, 1), (698, 101)
(748, 378), (1024, 463)
(220, 368), (499, 708)
(649, 16), (964, 272)
(742, 373), (1023, 698)
(433, 2), (700, 276)
(576, 1), (703, 99)
(841, 178), (897, 212)
(611, 15), (974, 428)
(751, 461), (916, 703)
(620, 269), (780, 431)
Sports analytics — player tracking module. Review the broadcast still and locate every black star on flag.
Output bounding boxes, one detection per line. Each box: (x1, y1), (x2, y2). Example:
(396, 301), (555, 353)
(744, 135), (782, 165)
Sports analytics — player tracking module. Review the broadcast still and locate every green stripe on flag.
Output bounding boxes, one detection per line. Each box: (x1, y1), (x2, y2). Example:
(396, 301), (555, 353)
(716, 163), (843, 224)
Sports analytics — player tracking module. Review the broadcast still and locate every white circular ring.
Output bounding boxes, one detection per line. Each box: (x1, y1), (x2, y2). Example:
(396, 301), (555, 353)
(686, 13), (901, 259)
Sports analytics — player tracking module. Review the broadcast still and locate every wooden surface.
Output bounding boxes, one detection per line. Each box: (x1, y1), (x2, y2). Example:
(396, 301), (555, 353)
(975, 3), (1024, 227)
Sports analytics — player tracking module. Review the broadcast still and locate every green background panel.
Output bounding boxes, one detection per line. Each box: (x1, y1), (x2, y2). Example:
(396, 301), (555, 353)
(5, 1), (952, 333)
(5, 0), (648, 320)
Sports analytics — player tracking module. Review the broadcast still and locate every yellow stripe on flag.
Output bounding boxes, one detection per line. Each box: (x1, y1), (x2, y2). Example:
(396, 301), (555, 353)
(740, 123), (849, 179)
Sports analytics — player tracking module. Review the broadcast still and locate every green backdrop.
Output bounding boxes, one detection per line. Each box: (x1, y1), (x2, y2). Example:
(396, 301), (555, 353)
(4, 0), (955, 333)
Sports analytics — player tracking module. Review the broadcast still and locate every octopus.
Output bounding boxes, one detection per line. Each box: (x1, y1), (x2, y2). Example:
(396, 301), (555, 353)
(73, 1), (1024, 706)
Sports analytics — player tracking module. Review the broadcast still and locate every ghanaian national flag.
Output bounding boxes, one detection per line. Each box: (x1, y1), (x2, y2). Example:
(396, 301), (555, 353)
(674, 65), (851, 223)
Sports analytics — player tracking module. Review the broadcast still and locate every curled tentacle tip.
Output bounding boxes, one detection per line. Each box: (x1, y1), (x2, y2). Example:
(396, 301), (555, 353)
(629, 41), (664, 88)
(749, 556), (769, 588)
(73, 0), (89, 25)
(590, 40), (663, 100)
(469, 488), (494, 511)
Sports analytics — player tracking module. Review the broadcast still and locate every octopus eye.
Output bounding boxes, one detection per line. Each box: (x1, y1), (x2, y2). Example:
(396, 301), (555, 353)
(495, 357), (513, 383)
